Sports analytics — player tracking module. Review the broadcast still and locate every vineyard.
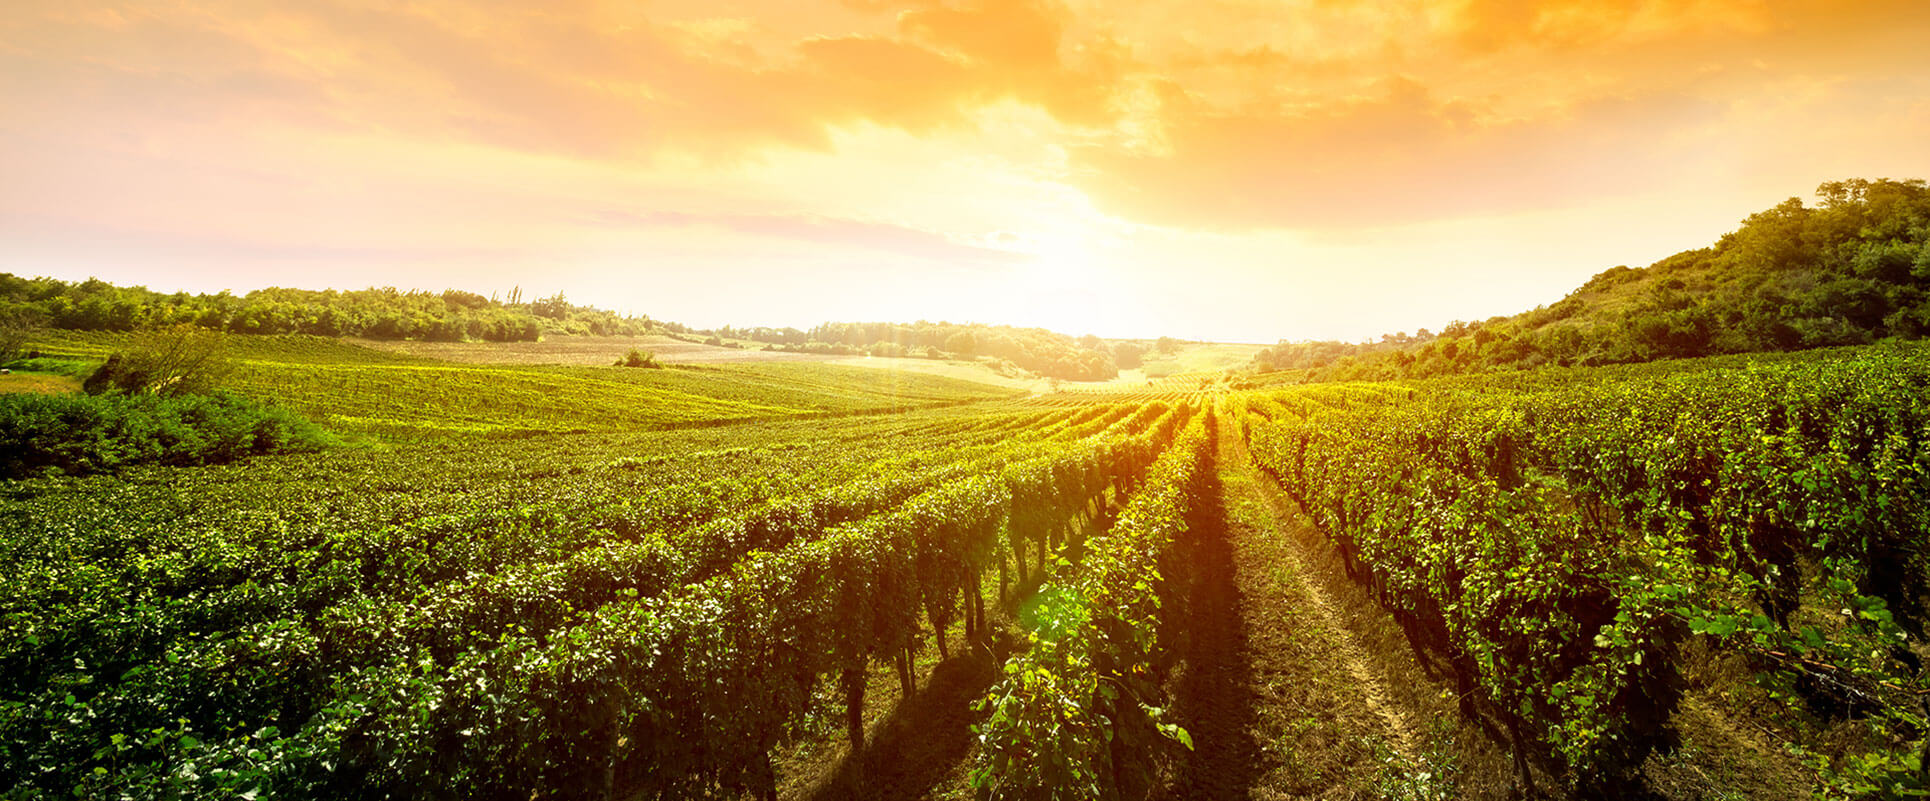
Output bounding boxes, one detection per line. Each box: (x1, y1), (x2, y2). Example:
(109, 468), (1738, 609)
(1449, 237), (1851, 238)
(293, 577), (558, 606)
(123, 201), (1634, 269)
(4, 340), (1928, 799)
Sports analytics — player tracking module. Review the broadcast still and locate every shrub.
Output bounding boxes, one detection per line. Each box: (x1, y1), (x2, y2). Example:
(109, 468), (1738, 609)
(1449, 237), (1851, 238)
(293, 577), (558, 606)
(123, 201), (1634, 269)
(0, 314), (30, 364)
(0, 392), (337, 478)
(614, 348), (660, 368)
(84, 324), (234, 396)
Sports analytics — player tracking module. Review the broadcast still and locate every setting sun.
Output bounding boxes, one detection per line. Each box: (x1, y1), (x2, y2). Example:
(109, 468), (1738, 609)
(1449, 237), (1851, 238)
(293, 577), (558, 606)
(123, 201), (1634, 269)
(6, 1), (1928, 341)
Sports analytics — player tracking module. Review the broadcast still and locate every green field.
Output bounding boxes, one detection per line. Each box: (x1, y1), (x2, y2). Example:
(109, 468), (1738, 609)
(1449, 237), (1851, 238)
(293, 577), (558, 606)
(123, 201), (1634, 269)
(827, 354), (1052, 392)
(1136, 341), (1269, 375)
(3, 336), (1926, 800)
(17, 331), (1018, 435)
(0, 372), (78, 395)
(353, 334), (835, 366)
(1061, 341), (1270, 388)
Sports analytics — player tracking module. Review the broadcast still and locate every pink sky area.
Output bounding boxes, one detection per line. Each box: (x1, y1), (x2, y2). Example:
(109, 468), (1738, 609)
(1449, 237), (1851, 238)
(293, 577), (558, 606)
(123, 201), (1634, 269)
(4, 1), (1929, 342)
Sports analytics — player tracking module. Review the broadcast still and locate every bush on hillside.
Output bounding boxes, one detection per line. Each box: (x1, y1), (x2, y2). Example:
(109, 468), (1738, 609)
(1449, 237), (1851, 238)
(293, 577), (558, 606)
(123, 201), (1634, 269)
(0, 313), (31, 364)
(0, 392), (337, 478)
(614, 348), (660, 368)
(84, 324), (234, 396)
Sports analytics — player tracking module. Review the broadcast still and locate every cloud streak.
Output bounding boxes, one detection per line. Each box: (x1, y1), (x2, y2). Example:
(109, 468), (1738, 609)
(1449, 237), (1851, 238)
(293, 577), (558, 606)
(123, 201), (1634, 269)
(10, 0), (1925, 230)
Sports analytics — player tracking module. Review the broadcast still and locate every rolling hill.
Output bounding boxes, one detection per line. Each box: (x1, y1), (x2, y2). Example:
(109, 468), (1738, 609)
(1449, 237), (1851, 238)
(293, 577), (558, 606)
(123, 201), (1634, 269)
(1254, 178), (1930, 381)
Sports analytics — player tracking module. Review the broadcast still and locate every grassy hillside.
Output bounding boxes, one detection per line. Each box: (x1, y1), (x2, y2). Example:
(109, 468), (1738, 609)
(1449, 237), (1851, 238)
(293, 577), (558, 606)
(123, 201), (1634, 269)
(353, 334), (837, 365)
(713, 321), (1123, 381)
(1131, 342), (1267, 378)
(826, 354), (1051, 392)
(0, 372), (79, 395)
(1256, 178), (1930, 381)
(18, 331), (1020, 436)
(0, 272), (1138, 382)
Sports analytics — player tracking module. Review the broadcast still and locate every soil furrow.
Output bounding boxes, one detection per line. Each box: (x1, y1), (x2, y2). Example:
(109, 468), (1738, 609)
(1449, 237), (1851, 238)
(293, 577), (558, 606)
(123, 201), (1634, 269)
(1158, 417), (1419, 799)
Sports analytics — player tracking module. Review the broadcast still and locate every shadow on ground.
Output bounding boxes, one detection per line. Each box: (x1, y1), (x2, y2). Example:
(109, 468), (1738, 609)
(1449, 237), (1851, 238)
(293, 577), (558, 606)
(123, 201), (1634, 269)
(801, 630), (1017, 801)
(1155, 430), (1267, 800)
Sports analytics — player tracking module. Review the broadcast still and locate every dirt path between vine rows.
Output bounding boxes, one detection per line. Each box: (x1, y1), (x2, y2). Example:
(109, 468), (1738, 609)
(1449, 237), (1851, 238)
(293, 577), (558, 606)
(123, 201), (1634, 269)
(778, 415), (1539, 801)
(1262, 507), (1423, 758)
(1155, 420), (1434, 799)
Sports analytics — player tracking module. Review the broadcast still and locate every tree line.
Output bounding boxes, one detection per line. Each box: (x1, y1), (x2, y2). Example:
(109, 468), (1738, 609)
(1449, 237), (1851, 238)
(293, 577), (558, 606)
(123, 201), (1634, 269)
(0, 277), (653, 343)
(708, 321), (1129, 381)
(0, 276), (1177, 382)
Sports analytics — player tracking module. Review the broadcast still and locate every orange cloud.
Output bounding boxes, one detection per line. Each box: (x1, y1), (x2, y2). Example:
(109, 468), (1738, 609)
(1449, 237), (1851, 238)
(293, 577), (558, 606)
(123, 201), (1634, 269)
(1052, 0), (1930, 227)
(5, 0), (1930, 239)
(173, 0), (1129, 161)
(1067, 77), (1730, 229)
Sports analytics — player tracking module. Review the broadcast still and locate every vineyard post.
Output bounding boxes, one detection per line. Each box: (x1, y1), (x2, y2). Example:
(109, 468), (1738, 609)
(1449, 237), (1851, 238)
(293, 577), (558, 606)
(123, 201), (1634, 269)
(757, 753), (779, 801)
(963, 580), (978, 641)
(998, 539), (1010, 599)
(931, 601), (952, 661)
(971, 570), (987, 639)
(895, 649), (914, 698)
(1010, 522), (1028, 586)
(1507, 714), (1537, 795)
(842, 666), (867, 753)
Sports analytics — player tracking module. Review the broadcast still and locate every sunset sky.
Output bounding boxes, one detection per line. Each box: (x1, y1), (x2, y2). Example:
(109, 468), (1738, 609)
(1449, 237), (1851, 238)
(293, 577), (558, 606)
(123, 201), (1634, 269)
(4, 1), (1929, 342)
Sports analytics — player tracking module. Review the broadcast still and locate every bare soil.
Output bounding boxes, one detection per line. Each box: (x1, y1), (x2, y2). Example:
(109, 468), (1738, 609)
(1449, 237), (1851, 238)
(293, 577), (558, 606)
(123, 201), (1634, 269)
(1154, 418), (1435, 800)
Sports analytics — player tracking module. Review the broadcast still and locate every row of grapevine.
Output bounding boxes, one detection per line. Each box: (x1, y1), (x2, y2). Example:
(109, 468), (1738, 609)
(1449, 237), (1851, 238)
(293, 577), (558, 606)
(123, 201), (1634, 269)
(0, 407), (1069, 610)
(292, 403), (1194, 800)
(3, 418), (1035, 697)
(971, 405), (1216, 800)
(327, 403), (1171, 685)
(1, 401), (1189, 799)
(1245, 347), (1930, 794)
(3, 401), (1102, 645)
